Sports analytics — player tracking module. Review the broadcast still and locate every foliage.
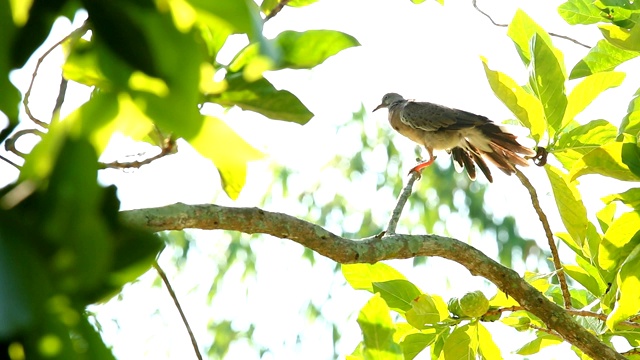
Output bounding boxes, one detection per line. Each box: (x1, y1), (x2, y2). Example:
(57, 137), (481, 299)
(1, 0), (640, 359)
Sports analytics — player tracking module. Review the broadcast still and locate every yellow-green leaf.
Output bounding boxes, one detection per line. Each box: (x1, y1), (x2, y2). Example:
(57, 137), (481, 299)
(570, 40), (639, 79)
(516, 332), (563, 355)
(406, 294), (449, 329)
(442, 323), (478, 360)
(600, 23), (640, 51)
(569, 141), (640, 182)
(545, 165), (588, 246)
(477, 322), (502, 359)
(342, 263), (407, 292)
(599, 210), (640, 272)
(561, 72), (625, 130)
(551, 119), (618, 171)
(607, 244), (640, 329)
(357, 293), (403, 360)
(507, 10), (559, 66)
(603, 188), (640, 210)
(190, 116), (265, 199)
(621, 87), (640, 137)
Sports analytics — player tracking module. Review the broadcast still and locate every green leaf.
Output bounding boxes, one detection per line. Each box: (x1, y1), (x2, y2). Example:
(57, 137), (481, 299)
(477, 322), (502, 359)
(442, 323), (478, 360)
(529, 33), (567, 135)
(400, 332), (437, 360)
(570, 40), (639, 79)
(584, 222), (603, 262)
(607, 243), (640, 329)
(515, 332), (563, 355)
(190, 116), (265, 200)
(342, 263), (407, 292)
(564, 259), (608, 297)
(357, 293), (403, 360)
(551, 119), (618, 170)
(0, 0), (20, 142)
(561, 72), (625, 130)
(481, 57), (545, 142)
(208, 73), (314, 124)
(288, 0), (320, 7)
(558, 0), (609, 25)
(188, 0), (263, 40)
(600, 23), (640, 51)
(599, 210), (640, 272)
(603, 188), (640, 209)
(597, 202), (618, 233)
(230, 30), (360, 72)
(620, 87), (640, 137)
(569, 141), (640, 181)
(372, 280), (422, 313)
(405, 294), (449, 329)
(507, 10), (558, 66)
(545, 165), (588, 246)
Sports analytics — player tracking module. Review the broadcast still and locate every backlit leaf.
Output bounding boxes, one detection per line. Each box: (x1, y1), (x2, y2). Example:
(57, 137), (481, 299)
(607, 243), (640, 329)
(569, 141), (640, 181)
(507, 10), (558, 66)
(570, 40), (639, 79)
(477, 322), (502, 359)
(551, 119), (618, 170)
(545, 165), (588, 246)
(406, 294), (449, 329)
(372, 280), (422, 313)
(558, 0), (608, 25)
(516, 332), (563, 355)
(561, 72), (625, 130)
(600, 23), (640, 51)
(357, 294), (403, 360)
(342, 263), (407, 292)
(620, 87), (640, 137)
(442, 323), (477, 360)
(603, 188), (640, 209)
(599, 210), (640, 272)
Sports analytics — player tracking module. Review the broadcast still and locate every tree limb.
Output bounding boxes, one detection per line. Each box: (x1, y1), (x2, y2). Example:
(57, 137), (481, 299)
(120, 203), (625, 360)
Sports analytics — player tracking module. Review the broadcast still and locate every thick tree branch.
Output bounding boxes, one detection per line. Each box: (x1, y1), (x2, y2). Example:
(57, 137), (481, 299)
(120, 203), (624, 360)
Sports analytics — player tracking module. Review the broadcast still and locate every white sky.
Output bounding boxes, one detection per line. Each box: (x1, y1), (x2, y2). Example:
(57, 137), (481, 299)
(2, 0), (639, 359)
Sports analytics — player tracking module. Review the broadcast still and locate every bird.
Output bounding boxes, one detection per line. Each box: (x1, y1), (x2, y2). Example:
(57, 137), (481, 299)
(373, 93), (536, 183)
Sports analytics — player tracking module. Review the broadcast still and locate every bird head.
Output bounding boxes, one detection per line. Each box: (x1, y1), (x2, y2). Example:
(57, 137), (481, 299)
(374, 93), (405, 112)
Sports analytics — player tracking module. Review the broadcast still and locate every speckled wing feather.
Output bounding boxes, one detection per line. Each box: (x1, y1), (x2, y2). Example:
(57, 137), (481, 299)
(399, 101), (488, 132)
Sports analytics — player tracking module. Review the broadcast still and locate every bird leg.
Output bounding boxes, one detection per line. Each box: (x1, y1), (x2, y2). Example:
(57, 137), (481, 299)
(408, 149), (436, 175)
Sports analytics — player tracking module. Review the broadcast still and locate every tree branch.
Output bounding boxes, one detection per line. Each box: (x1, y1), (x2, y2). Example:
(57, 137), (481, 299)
(384, 171), (420, 236)
(120, 203), (624, 360)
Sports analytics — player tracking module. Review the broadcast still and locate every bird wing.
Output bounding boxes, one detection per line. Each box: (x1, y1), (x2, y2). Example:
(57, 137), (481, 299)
(400, 101), (488, 132)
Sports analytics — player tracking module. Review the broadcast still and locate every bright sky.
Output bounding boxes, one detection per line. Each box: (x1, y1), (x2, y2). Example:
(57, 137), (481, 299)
(2, 0), (638, 359)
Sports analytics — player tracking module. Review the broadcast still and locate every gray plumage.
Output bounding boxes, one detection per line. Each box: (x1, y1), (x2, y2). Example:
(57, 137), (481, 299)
(374, 93), (535, 182)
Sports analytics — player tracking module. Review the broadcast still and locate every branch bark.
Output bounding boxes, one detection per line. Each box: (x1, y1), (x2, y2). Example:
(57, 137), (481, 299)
(120, 203), (624, 360)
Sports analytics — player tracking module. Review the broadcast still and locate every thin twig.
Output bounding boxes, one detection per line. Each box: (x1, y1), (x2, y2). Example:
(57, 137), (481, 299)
(528, 323), (561, 336)
(0, 154), (21, 170)
(514, 169), (572, 309)
(52, 77), (68, 122)
(4, 129), (46, 158)
(23, 21), (89, 129)
(383, 171), (421, 236)
(153, 261), (203, 360)
(264, 0), (290, 22)
(99, 137), (176, 170)
(472, 0), (592, 49)
(487, 306), (640, 329)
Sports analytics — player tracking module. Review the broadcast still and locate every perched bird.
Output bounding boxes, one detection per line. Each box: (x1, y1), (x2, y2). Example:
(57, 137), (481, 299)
(373, 93), (535, 183)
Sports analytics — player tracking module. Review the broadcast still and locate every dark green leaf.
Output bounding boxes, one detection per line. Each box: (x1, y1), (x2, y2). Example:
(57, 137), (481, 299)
(208, 73), (314, 124)
(372, 280), (422, 313)
(558, 0), (609, 25)
(621, 87), (640, 137)
(570, 40), (639, 79)
(600, 23), (640, 51)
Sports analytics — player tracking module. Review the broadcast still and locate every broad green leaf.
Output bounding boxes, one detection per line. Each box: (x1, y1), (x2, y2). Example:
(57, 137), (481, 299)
(570, 40), (639, 79)
(357, 294), (403, 360)
(569, 141), (640, 181)
(481, 57), (545, 141)
(595, 0), (640, 28)
(561, 72), (625, 130)
(190, 116), (265, 200)
(188, 0), (263, 40)
(400, 333), (437, 360)
(529, 34), (567, 136)
(208, 73), (314, 123)
(442, 323), (477, 360)
(607, 243), (640, 329)
(599, 210), (640, 271)
(477, 322), (502, 359)
(525, 271), (553, 293)
(515, 332), (563, 355)
(288, 0), (320, 6)
(557, 232), (582, 257)
(405, 294), (449, 329)
(600, 23), (640, 51)
(489, 290), (520, 308)
(393, 322), (421, 343)
(507, 10), (558, 66)
(545, 165), (588, 246)
(372, 280), (422, 313)
(551, 119), (618, 170)
(342, 263), (407, 292)
(230, 30), (360, 73)
(620, 87), (640, 137)
(564, 260), (607, 297)
(597, 202), (617, 233)
(558, 0), (609, 25)
(603, 188), (640, 209)
(584, 222), (603, 263)
(260, 0), (279, 15)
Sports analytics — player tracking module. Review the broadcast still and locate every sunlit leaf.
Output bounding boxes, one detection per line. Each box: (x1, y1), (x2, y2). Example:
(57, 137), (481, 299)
(188, 0), (263, 40)
(406, 294), (449, 329)
(558, 0), (608, 25)
(372, 280), (422, 313)
(603, 188), (640, 209)
(569, 141), (640, 181)
(597, 202), (617, 233)
(342, 263), (407, 292)
(529, 34), (567, 135)
(477, 322), (502, 359)
(599, 210), (640, 272)
(545, 165), (588, 246)
(357, 294), (403, 360)
(564, 259), (608, 297)
(607, 243), (640, 329)
(561, 72), (625, 130)
(208, 72), (314, 124)
(481, 57), (545, 142)
(515, 332), (563, 355)
(288, 0), (320, 7)
(551, 119), (618, 170)
(400, 332), (437, 360)
(600, 23), (640, 51)
(620, 87), (640, 137)
(0, 0), (20, 140)
(508, 10), (562, 67)
(489, 290), (520, 308)
(190, 116), (265, 199)
(442, 323), (477, 360)
(570, 40), (639, 79)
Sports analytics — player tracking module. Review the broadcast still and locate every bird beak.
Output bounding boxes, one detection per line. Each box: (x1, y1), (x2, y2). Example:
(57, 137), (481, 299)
(373, 103), (385, 112)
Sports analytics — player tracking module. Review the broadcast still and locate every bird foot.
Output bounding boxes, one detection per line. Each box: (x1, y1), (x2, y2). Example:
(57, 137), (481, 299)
(408, 157), (436, 176)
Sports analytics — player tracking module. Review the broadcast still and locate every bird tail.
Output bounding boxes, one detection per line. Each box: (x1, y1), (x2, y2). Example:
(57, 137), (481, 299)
(478, 123), (536, 175)
(452, 145), (494, 182)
